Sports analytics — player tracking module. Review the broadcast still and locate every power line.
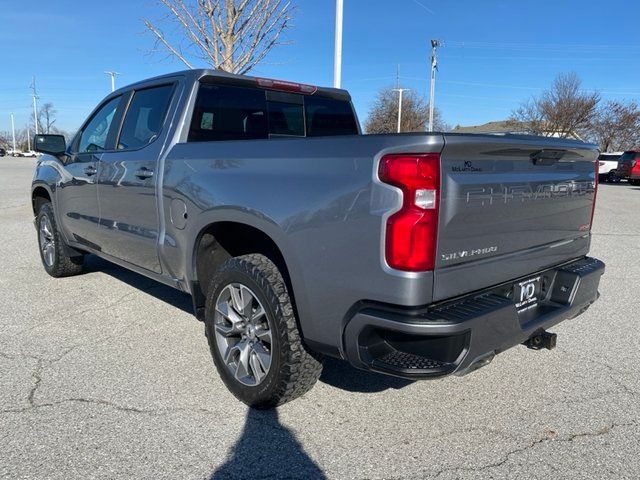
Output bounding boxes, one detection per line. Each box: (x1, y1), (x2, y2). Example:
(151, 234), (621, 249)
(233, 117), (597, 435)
(409, 0), (435, 15)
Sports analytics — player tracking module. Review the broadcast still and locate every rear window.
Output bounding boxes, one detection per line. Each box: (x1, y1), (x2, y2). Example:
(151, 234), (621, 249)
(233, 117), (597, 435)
(187, 84), (358, 142)
(598, 154), (620, 161)
(118, 84), (174, 150)
(620, 152), (640, 162)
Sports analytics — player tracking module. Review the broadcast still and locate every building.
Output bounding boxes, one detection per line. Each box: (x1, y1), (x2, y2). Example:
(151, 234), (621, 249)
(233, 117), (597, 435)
(452, 120), (582, 140)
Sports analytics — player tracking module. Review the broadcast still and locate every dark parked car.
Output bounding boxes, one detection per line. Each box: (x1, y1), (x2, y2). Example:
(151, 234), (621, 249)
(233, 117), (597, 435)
(31, 69), (604, 408)
(597, 152), (623, 183)
(617, 150), (640, 185)
(0, 147), (6, 157)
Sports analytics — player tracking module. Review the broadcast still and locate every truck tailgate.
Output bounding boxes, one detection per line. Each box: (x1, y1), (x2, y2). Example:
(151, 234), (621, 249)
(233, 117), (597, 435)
(434, 134), (598, 301)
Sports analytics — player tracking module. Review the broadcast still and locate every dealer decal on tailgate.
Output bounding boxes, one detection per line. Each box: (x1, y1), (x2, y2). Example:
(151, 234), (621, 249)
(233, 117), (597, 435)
(515, 276), (542, 313)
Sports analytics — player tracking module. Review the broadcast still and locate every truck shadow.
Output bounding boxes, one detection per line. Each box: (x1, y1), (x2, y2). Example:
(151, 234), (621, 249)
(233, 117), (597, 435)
(84, 255), (412, 394)
(83, 255), (194, 316)
(319, 357), (414, 393)
(210, 408), (326, 479)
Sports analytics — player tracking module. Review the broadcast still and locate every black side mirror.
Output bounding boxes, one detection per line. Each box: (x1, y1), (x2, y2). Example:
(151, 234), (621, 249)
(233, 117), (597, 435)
(34, 134), (66, 156)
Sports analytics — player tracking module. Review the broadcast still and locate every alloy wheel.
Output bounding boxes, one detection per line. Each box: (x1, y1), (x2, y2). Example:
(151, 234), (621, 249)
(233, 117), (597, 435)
(39, 215), (56, 267)
(214, 283), (273, 386)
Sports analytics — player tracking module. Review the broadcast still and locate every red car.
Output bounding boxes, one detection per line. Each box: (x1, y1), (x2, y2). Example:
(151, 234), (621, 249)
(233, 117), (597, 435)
(617, 150), (640, 186)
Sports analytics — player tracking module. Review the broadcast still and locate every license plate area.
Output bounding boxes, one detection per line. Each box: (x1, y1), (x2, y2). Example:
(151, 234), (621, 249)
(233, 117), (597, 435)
(514, 276), (542, 314)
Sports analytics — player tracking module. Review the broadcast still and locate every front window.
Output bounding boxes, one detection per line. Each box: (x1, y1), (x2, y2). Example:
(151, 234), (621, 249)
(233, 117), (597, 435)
(78, 96), (121, 153)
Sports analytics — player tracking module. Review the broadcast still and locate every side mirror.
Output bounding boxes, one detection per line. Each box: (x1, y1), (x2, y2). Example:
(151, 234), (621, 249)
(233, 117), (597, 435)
(34, 134), (66, 156)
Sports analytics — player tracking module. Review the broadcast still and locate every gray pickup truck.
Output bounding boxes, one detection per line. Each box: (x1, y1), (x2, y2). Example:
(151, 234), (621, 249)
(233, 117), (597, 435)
(32, 69), (604, 408)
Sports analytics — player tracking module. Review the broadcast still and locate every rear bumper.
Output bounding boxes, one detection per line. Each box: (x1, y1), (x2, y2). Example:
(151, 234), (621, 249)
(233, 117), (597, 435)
(342, 257), (604, 379)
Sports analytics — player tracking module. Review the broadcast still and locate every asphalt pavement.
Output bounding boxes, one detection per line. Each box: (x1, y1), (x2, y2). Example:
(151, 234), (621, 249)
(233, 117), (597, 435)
(0, 156), (638, 479)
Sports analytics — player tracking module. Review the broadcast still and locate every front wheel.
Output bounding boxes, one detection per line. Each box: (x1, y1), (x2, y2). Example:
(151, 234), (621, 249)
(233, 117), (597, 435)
(204, 254), (323, 408)
(36, 202), (84, 277)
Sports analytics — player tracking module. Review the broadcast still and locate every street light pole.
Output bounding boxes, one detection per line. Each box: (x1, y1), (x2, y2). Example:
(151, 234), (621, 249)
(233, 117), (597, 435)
(392, 88), (410, 133)
(30, 76), (39, 135)
(104, 71), (121, 92)
(333, 0), (344, 88)
(428, 39), (440, 132)
(10, 113), (16, 152)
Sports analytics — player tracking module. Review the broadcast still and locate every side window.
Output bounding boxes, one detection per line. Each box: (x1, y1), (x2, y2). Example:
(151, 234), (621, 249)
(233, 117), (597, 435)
(304, 96), (359, 137)
(78, 96), (121, 153)
(188, 84), (268, 142)
(118, 85), (174, 150)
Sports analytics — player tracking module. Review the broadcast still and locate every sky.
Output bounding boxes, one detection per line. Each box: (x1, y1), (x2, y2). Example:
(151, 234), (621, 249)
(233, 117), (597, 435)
(1, 0), (639, 135)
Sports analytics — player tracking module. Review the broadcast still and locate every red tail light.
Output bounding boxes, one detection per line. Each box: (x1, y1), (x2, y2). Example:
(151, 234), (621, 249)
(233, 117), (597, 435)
(378, 154), (440, 271)
(255, 77), (318, 95)
(590, 160), (599, 229)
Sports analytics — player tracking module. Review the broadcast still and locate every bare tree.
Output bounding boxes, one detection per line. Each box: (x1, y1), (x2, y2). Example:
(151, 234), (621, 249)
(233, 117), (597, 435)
(511, 72), (600, 139)
(365, 88), (447, 134)
(144, 0), (294, 74)
(590, 100), (640, 152)
(39, 103), (57, 134)
(0, 131), (11, 149)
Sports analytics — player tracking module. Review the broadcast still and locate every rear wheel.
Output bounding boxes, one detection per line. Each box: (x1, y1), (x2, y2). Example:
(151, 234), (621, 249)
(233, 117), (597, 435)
(36, 202), (84, 277)
(607, 171), (620, 183)
(630, 179), (640, 186)
(204, 254), (323, 408)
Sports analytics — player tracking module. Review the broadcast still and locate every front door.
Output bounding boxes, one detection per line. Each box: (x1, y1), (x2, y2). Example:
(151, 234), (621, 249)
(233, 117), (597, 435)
(96, 84), (175, 273)
(56, 95), (122, 250)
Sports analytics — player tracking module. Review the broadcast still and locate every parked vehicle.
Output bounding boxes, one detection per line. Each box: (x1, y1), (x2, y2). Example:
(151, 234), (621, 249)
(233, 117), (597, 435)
(21, 150), (37, 158)
(31, 70), (604, 408)
(0, 148), (6, 157)
(617, 150), (640, 186)
(597, 152), (623, 183)
(7, 149), (23, 157)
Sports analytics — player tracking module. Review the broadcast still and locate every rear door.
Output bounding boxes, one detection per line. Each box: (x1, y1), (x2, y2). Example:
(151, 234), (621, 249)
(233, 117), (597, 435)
(434, 134), (598, 301)
(96, 83), (176, 273)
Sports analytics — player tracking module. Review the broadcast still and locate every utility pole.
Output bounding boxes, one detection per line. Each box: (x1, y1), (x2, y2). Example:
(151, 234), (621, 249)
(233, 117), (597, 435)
(30, 76), (39, 135)
(428, 39), (440, 132)
(27, 128), (31, 152)
(104, 71), (121, 92)
(333, 0), (344, 88)
(392, 88), (410, 133)
(10, 113), (16, 152)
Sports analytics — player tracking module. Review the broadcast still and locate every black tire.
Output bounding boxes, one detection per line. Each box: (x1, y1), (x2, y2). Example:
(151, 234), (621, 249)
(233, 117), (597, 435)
(630, 179), (640, 186)
(205, 254), (323, 408)
(36, 202), (84, 277)
(608, 171), (621, 183)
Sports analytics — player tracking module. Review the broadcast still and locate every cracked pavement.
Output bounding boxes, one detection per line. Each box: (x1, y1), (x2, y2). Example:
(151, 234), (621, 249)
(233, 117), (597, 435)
(1, 157), (639, 479)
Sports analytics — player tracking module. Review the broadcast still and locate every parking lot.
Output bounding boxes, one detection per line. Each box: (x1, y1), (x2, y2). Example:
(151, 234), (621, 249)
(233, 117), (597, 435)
(0, 155), (638, 479)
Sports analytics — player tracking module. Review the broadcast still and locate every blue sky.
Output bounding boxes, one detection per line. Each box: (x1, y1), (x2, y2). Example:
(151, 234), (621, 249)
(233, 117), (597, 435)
(1, 0), (639, 134)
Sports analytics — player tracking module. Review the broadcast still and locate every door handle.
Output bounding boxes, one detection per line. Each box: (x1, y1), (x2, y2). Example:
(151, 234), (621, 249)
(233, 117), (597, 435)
(135, 168), (154, 180)
(84, 166), (97, 176)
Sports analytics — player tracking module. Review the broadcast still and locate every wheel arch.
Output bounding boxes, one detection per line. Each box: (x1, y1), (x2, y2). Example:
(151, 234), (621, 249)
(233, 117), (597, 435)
(31, 184), (53, 215)
(190, 219), (300, 324)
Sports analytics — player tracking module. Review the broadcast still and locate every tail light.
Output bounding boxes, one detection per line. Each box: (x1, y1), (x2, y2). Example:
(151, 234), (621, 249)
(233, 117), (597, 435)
(378, 154), (440, 271)
(589, 160), (599, 229)
(255, 77), (318, 95)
